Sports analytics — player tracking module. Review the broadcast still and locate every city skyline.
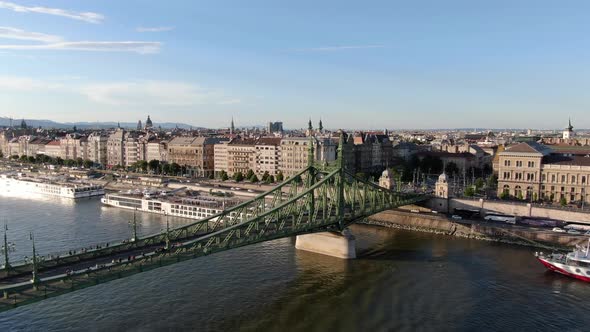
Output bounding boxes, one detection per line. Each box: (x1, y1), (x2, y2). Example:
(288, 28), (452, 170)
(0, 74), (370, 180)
(2, 1), (590, 129)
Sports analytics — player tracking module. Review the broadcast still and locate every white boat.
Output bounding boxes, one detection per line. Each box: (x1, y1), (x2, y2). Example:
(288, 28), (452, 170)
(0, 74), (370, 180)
(101, 192), (245, 221)
(535, 239), (590, 282)
(0, 174), (104, 199)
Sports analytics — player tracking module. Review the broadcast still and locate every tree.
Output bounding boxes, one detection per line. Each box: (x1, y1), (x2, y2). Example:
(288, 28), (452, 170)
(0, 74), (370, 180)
(220, 170), (229, 181)
(474, 178), (485, 190)
(136, 160), (148, 173)
(234, 171), (244, 182)
(0, 151), (3, 158)
(76, 157), (84, 167)
(269, 175), (275, 183)
(445, 162), (459, 176)
(517, 191), (524, 200)
(276, 171), (284, 182)
(293, 174), (302, 184)
(499, 191), (509, 200)
(464, 186), (475, 197)
(162, 163), (171, 175)
(10, 155), (19, 160)
(19, 155), (28, 162)
(250, 174), (259, 183)
(148, 160), (160, 173)
(261, 171), (270, 182)
(487, 175), (498, 188)
(246, 169), (255, 181)
(83, 159), (93, 169)
(55, 157), (63, 165)
(27, 156), (36, 163)
(170, 163), (181, 176)
(560, 197), (567, 206)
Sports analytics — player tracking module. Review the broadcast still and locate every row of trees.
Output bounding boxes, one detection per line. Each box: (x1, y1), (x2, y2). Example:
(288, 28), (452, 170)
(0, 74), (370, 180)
(9, 154), (94, 169)
(125, 160), (187, 177)
(216, 169), (286, 184)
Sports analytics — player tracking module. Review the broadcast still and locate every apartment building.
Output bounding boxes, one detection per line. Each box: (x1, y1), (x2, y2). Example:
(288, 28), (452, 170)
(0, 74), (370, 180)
(167, 136), (226, 177)
(497, 141), (590, 203)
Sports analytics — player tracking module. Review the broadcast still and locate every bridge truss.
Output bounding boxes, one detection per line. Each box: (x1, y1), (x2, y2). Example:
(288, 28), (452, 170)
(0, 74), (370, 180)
(0, 134), (427, 312)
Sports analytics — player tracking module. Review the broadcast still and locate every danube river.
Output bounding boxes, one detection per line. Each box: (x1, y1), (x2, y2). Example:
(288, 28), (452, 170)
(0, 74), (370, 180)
(1, 195), (589, 331)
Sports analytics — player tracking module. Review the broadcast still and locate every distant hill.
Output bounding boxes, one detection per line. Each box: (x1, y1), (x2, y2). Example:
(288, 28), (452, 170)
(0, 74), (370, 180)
(0, 117), (204, 130)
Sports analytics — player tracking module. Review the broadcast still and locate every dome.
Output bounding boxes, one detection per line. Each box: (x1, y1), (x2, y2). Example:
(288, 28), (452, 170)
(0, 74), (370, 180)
(438, 173), (448, 182)
(145, 115), (153, 128)
(381, 169), (392, 178)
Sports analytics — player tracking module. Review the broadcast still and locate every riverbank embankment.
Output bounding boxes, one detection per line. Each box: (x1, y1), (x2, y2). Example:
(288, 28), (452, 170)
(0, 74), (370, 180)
(366, 209), (587, 250)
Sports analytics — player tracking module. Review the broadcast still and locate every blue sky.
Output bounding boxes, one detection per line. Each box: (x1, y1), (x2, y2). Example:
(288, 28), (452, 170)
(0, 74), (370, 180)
(0, 0), (589, 130)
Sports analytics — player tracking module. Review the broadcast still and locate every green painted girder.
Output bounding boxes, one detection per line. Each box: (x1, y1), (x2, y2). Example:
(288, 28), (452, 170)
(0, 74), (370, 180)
(0, 165), (428, 312)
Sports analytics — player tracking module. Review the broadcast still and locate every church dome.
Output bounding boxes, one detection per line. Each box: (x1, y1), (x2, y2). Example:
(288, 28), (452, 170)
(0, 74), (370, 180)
(145, 115), (153, 128)
(438, 173), (448, 182)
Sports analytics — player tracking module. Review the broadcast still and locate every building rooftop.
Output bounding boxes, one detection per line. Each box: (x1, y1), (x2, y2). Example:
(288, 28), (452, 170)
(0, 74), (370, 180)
(503, 141), (552, 155)
(544, 155), (590, 167)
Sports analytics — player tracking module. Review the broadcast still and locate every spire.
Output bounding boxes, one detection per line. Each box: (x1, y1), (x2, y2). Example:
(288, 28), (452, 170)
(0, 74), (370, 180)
(318, 118), (323, 132)
(145, 115), (153, 128)
(230, 117), (235, 135)
(568, 117), (573, 131)
(308, 118), (313, 131)
(137, 120), (142, 131)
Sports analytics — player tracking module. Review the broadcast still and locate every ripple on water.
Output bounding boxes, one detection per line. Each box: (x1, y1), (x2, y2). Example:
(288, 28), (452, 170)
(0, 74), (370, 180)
(1, 198), (590, 331)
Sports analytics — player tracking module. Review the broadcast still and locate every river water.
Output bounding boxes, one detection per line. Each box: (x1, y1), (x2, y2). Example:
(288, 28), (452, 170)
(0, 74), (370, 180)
(0, 195), (589, 331)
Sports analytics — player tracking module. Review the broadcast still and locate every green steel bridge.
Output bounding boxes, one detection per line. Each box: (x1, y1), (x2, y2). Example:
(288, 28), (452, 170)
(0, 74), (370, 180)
(0, 135), (427, 312)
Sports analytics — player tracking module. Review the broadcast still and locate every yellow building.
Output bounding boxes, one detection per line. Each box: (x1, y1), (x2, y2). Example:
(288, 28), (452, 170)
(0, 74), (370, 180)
(497, 141), (590, 204)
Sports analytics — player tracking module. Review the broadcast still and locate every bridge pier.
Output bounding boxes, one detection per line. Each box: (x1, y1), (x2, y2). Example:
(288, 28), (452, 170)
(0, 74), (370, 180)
(295, 229), (356, 259)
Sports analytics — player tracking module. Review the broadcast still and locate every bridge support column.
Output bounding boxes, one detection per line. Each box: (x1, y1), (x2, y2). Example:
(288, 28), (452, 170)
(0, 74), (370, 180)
(295, 228), (356, 259)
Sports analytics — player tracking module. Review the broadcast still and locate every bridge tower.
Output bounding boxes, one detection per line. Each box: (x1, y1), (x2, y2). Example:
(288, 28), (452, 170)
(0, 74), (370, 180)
(434, 172), (450, 213)
(295, 131), (356, 259)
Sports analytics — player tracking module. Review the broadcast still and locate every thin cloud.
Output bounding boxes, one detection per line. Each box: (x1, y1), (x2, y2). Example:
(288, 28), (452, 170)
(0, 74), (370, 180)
(80, 81), (225, 106)
(136, 26), (175, 32)
(0, 76), (63, 91)
(0, 26), (63, 43)
(293, 45), (386, 52)
(0, 41), (161, 54)
(0, 76), (240, 107)
(0, 1), (104, 23)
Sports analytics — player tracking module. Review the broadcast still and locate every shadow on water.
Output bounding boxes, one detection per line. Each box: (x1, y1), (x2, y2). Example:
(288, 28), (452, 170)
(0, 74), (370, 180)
(1, 207), (590, 331)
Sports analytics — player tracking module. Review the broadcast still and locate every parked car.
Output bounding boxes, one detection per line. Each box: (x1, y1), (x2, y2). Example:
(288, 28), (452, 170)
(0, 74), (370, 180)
(451, 215), (463, 220)
(584, 231), (590, 236)
(552, 227), (566, 233)
(567, 229), (582, 235)
(410, 209), (420, 213)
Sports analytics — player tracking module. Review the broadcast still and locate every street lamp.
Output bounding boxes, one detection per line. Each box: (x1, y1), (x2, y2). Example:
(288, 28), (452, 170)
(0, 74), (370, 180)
(128, 208), (142, 242)
(1, 224), (16, 272)
(161, 212), (171, 251)
(29, 232), (40, 288)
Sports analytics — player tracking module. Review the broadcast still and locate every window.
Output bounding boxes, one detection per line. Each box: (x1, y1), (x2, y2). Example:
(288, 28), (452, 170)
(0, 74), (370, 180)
(572, 176), (576, 183)
(528, 161), (535, 168)
(583, 176), (587, 184)
(516, 161), (523, 167)
(542, 174), (546, 181)
(562, 175), (566, 183)
(504, 160), (511, 167)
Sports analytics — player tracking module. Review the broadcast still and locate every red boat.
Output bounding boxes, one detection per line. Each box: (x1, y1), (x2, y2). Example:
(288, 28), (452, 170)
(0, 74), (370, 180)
(536, 239), (590, 282)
